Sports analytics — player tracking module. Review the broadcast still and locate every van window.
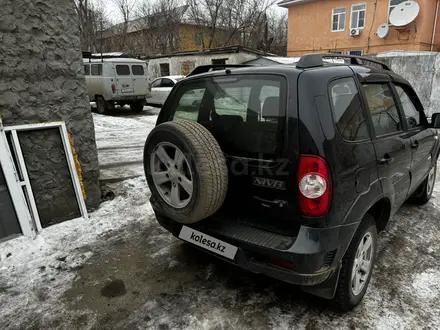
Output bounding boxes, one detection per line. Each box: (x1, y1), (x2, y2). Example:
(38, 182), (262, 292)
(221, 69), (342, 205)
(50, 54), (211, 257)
(116, 65), (130, 76)
(330, 77), (369, 141)
(132, 65), (145, 75)
(171, 75), (286, 159)
(91, 64), (102, 76)
(84, 65), (90, 75)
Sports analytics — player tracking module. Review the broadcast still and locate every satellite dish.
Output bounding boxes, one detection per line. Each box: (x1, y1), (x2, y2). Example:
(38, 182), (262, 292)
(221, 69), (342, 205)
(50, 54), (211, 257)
(389, 1), (420, 26)
(376, 24), (389, 38)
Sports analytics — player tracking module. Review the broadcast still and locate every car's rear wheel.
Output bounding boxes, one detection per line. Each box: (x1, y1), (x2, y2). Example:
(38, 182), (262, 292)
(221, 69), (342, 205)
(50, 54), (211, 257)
(333, 214), (377, 311)
(410, 161), (437, 205)
(96, 96), (109, 114)
(144, 120), (228, 224)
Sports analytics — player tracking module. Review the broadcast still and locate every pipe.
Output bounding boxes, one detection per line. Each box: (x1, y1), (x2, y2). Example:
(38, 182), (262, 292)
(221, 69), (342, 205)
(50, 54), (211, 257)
(431, 0), (439, 51)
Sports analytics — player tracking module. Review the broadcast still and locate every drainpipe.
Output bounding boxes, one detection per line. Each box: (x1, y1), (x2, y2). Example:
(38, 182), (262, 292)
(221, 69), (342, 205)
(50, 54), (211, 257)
(431, 0), (439, 51)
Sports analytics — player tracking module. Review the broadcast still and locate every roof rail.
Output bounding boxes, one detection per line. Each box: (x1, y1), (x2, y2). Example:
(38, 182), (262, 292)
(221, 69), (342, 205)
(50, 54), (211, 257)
(187, 64), (254, 77)
(296, 53), (392, 71)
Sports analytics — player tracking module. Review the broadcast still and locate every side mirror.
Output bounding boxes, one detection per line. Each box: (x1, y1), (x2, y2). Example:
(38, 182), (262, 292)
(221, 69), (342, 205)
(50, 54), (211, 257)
(432, 113), (440, 128)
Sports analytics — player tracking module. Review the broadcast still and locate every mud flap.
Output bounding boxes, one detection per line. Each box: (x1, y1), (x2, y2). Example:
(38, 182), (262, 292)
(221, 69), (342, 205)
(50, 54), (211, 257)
(300, 262), (341, 299)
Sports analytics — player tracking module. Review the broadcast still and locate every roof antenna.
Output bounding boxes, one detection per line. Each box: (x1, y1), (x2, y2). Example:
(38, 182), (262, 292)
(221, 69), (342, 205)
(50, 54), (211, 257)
(100, 16), (104, 63)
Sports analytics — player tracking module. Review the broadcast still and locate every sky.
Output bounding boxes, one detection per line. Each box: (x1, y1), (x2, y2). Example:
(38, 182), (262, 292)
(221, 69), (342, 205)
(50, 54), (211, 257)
(92, 0), (287, 24)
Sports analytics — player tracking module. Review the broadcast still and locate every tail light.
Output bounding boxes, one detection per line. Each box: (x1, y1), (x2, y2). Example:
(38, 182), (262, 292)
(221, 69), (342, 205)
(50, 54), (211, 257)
(297, 155), (331, 217)
(111, 84), (116, 94)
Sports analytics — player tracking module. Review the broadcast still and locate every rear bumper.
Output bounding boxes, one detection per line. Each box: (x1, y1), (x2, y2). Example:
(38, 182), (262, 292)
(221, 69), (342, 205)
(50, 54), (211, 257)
(113, 95), (146, 101)
(155, 213), (359, 289)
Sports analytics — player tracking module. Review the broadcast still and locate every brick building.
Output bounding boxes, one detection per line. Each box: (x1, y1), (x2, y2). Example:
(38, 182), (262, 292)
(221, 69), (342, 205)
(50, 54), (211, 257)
(278, 0), (440, 56)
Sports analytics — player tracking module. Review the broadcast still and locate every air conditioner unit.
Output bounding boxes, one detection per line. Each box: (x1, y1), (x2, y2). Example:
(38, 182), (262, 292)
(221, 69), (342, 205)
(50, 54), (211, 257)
(350, 28), (361, 36)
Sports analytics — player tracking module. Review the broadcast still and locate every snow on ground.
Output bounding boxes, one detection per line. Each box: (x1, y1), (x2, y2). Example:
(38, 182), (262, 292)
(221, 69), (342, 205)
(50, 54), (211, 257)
(0, 178), (155, 329)
(1, 108), (440, 329)
(93, 105), (160, 182)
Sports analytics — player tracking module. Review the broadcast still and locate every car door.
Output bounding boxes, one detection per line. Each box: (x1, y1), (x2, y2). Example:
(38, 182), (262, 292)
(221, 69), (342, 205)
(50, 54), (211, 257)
(131, 63), (148, 97)
(159, 78), (175, 105)
(149, 78), (162, 104)
(115, 64), (134, 96)
(392, 83), (436, 193)
(361, 80), (412, 211)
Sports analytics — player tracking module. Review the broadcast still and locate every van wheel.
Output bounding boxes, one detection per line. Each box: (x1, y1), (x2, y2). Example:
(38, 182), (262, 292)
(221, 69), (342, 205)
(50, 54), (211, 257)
(333, 214), (377, 311)
(130, 101), (145, 112)
(96, 96), (109, 114)
(410, 161), (436, 205)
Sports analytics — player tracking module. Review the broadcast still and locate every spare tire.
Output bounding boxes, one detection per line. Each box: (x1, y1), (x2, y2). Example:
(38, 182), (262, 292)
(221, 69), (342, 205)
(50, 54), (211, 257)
(144, 120), (228, 224)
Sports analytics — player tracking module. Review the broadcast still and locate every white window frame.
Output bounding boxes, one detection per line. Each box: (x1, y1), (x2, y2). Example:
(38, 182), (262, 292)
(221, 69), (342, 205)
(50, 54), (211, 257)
(0, 119), (36, 238)
(350, 3), (366, 30)
(388, 0), (406, 25)
(1, 121), (88, 238)
(331, 7), (346, 32)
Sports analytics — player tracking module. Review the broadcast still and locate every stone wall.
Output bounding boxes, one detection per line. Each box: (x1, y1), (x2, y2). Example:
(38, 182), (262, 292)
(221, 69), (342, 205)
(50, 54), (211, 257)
(373, 51), (440, 117)
(0, 0), (101, 220)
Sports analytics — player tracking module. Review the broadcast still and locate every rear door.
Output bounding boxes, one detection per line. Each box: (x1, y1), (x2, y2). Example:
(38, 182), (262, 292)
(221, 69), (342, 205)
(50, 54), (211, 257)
(115, 63), (134, 96)
(169, 74), (295, 233)
(131, 63), (148, 97)
(361, 80), (412, 210)
(159, 78), (176, 104)
(392, 83), (436, 193)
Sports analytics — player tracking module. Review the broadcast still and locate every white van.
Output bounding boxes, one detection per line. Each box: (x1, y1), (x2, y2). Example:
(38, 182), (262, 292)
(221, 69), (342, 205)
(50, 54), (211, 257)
(83, 57), (149, 113)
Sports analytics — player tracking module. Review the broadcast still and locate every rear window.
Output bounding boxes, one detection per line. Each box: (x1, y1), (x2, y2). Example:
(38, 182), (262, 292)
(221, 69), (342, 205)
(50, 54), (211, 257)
(116, 65), (130, 76)
(170, 75), (286, 159)
(84, 65), (90, 75)
(132, 65), (145, 75)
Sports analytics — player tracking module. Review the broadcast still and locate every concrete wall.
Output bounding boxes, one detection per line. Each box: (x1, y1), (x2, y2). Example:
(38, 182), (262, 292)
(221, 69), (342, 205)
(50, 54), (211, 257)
(373, 51), (440, 117)
(285, 0), (439, 56)
(0, 0), (101, 223)
(147, 52), (258, 80)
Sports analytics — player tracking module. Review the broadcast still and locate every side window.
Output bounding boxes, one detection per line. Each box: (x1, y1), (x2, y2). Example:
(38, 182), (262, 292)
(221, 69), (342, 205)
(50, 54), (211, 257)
(132, 65), (145, 76)
(329, 78), (369, 141)
(363, 83), (402, 136)
(84, 65), (90, 75)
(151, 79), (162, 88)
(116, 65), (130, 76)
(394, 85), (422, 129)
(161, 79), (175, 88)
(91, 64), (102, 76)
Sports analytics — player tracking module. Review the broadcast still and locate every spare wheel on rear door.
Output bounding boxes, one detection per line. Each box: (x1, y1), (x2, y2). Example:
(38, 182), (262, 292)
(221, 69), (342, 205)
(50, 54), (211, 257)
(144, 120), (228, 224)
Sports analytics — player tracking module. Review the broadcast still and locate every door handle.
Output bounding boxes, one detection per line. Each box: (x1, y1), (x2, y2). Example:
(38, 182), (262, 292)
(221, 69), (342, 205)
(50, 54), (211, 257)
(411, 141), (420, 150)
(379, 154), (393, 165)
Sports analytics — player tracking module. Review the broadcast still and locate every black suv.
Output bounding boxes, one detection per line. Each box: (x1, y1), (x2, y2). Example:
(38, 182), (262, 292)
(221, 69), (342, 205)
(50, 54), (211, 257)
(144, 54), (440, 311)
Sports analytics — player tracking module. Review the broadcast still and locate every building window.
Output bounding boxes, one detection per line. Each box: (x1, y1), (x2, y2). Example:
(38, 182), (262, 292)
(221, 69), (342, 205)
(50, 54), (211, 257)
(212, 58), (227, 65)
(332, 7), (346, 32)
(195, 32), (203, 47)
(160, 63), (170, 76)
(348, 50), (363, 56)
(388, 0), (406, 24)
(351, 4), (366, 29)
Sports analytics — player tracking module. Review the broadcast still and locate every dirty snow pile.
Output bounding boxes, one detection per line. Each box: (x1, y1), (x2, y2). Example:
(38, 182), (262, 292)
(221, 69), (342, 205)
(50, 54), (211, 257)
(0, 177), (153, 329)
